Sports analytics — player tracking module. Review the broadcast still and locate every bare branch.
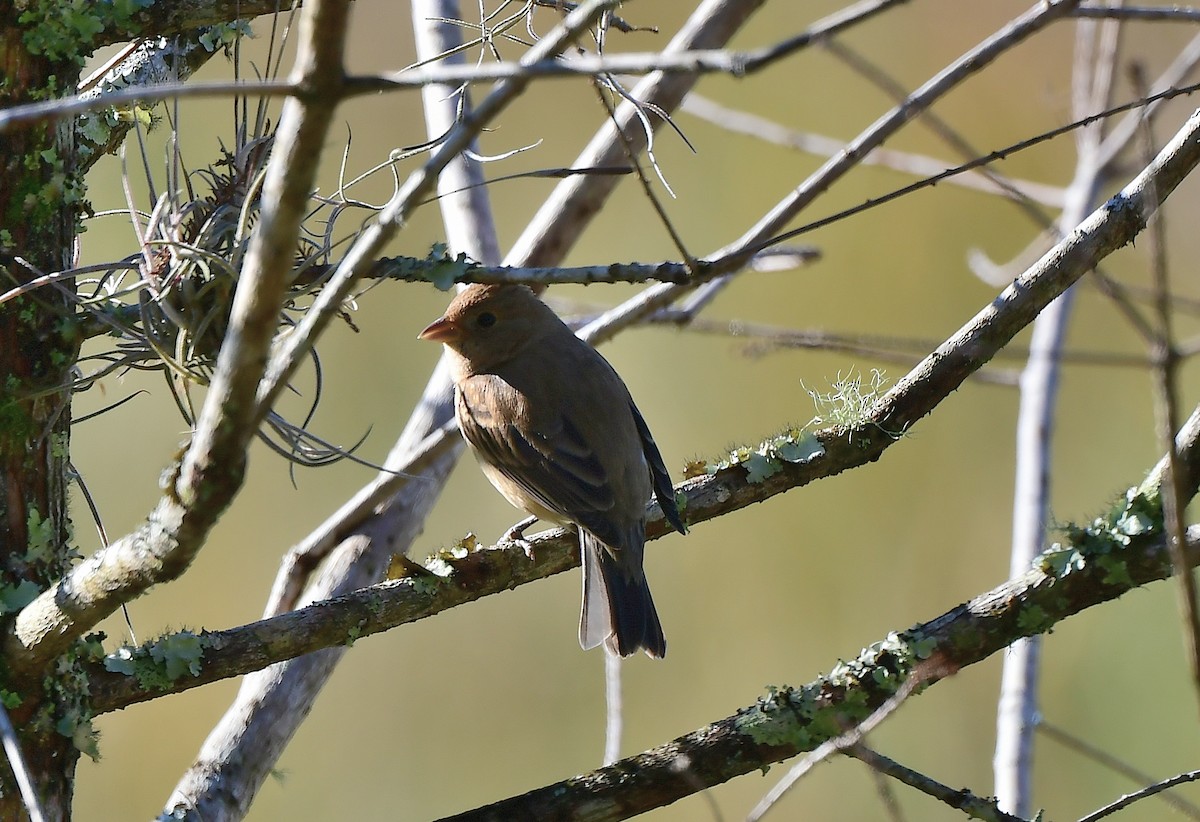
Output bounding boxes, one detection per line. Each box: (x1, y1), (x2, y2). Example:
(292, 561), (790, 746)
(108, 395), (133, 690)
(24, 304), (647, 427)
(1079, 770), (1200, 822)
(87, 113), (1200, 713)
(1038, 720), (1200, 818)
(7, 0), (352, 679)
(995, 11), (1120, 814)
(679, 93), (1068, 208)
(0, 0), (907, 139)
(253, 0), (623, 419)
(443, 517), (1200, 821)
(77, 32), (225, 171)
(294, 253), (818, 287)
(848, 747), (1024, 822)
(93, 2), (294, 46)
(82, 402), (1200, 715)
(1073, 4), (1200, 22)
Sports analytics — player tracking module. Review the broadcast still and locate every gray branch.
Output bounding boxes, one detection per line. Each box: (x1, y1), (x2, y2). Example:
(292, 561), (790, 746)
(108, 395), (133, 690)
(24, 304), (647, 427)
(85, 105), (1200, 715)
(7, 0), (351, 679)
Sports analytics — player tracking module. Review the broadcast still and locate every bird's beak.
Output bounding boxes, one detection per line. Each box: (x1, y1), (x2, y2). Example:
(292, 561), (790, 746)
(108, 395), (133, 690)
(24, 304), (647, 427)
(417, 315), (459, 343)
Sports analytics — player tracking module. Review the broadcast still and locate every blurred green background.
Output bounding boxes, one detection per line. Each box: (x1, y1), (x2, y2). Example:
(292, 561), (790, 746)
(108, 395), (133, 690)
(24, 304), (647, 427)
(67, 1), (1200, 819)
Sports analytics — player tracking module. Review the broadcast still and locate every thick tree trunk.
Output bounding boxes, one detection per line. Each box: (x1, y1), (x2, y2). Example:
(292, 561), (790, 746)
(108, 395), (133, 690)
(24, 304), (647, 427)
(0, 16), (86, 822)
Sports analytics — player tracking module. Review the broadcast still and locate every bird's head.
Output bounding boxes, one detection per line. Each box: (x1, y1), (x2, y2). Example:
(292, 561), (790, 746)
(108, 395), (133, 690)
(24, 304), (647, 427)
(418, 284), (559, 371)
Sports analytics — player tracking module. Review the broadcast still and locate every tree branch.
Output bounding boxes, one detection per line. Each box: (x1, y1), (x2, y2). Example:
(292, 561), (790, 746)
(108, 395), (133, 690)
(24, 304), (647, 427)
(6, 0), (351, 678)
(76, 30), (227, 171)
(296, 252), (820, 288)
(566, 0), (1085, 347)
(0, 0), (902, 136)
(252, 0), (623, 419)
(995, 12), (1120, 813)
(162, 3), (624, 819)
(86, 103), (1200, 710)
(85, 376), (1200, 714)
(444, 517), (1200, 821)
(848, 746), (1025, 822)
(95, 2), (290, 46)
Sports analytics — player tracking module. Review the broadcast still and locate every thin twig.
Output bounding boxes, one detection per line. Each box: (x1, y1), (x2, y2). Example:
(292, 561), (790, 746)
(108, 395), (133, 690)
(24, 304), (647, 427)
(576, 0), (1085, 347)
(254, 0), (621, 418)
(1132, 59), (1200, 716)
(859, 751), (907, 822)
(591, 81), (695, 265)
(1078, 770), (1200, 822)
(1073, 5), (1200, 23)
(679, 93), (1067, 207)
(0, 0), (907, 136)
(849, 746), (1021, 822)
(89, 114), (1200, 716)
(440, 517), (1200, 821)
(1038, 719), (1200, 818)
(717, 0), (1084, 263)
(748, 667), (930, 821)
(754, 75), (1200, 252)
(822, 37), (1062, 225)
(1095, 29), (1200, 169)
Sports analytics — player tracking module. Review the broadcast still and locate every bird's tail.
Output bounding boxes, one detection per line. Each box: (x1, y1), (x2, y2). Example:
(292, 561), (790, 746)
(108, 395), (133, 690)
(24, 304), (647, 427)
(579, 530), (665, 659)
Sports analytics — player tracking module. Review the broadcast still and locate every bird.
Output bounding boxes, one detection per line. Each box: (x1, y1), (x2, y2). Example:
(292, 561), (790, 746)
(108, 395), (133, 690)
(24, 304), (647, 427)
(418, 284), (685, 658)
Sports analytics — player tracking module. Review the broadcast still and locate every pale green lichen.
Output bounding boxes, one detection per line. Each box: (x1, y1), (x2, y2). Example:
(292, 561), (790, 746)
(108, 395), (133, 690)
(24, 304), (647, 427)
(684, 371), (877, 481)
(690, 428), (824, 484)
(737, 631), (925, 750)
(19, 0), (155, 62)
(383, 244), (476, 291)
(198, 21), (254, 53)
(0, 581), (42, 614)
(1037, 486), (1163, 582)
(40, 634), (107, 760)
(104, 630), (207, 690)
(363, 590), (387, 619)
(409, 574), (444, 598)
(49, 431), (69, 459)
(1016, 604), (1051, 635)
(25, 506), (56, 564)
(56, 713), (99, 761)
(804, 369), (889, 430)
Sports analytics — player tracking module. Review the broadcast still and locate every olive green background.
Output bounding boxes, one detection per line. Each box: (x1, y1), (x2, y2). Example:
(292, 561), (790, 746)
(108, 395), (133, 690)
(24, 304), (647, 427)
(68, 2), (1200, 819)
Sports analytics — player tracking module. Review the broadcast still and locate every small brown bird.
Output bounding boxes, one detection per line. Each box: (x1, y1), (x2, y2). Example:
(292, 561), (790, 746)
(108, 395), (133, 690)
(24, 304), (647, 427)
(419, 284), (685, 658)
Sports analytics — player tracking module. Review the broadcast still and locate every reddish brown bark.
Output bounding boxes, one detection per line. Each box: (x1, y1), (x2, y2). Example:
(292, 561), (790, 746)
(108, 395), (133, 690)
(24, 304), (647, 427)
(0, 14), (85, 821)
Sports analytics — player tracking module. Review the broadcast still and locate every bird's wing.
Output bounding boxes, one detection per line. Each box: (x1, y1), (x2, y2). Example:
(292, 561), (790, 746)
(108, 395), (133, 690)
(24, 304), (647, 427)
(456, 374), (627, 547)
(630, 401), (687, 535)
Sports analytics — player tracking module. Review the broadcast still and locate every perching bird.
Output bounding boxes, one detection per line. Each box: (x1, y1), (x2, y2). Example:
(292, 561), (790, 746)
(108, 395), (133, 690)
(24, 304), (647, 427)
(418, 284), (685, 658)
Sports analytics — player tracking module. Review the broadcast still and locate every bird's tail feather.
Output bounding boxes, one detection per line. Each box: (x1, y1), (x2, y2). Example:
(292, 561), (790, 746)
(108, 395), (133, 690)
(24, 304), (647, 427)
(579, 530), (665, 658)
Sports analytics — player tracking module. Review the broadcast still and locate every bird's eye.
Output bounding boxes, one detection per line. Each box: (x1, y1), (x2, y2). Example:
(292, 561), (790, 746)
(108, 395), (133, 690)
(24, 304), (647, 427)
(476, 311), (497, 329)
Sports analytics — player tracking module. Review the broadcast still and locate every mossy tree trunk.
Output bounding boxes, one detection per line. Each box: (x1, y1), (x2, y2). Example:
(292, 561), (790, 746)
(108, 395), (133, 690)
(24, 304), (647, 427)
(0, 11), (86, 821)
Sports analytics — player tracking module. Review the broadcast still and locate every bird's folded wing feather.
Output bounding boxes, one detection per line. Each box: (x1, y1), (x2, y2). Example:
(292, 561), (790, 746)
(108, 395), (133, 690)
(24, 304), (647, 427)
(456, 374), (626, 548)
(630, 403), (687, 535)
